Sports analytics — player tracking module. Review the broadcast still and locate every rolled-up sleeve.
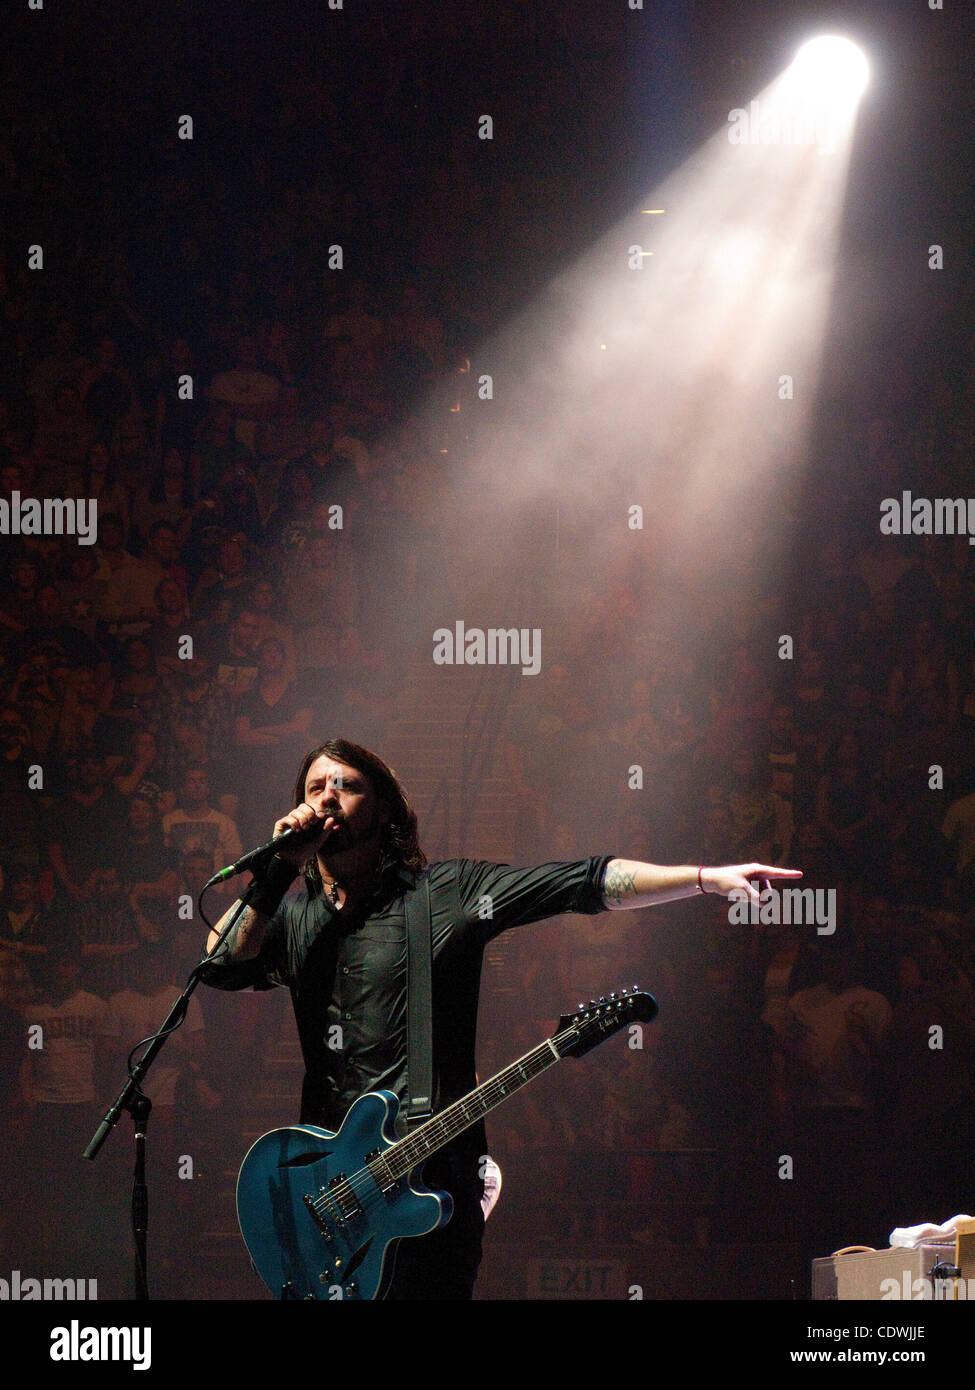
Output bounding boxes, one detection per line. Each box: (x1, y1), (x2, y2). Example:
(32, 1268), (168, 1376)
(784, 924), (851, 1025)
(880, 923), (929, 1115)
(453, 855), (615, 940)
(197, 954), (278, 991)
(197, 909), (288, 992)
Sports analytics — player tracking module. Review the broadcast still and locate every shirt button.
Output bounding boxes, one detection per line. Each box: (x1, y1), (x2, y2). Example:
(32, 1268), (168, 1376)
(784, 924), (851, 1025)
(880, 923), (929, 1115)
(344, 1011), (352, 1020)
(342, 966), (350, 975)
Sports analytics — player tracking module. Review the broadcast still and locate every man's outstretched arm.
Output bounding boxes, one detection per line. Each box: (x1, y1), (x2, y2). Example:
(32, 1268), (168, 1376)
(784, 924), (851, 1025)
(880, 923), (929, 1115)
(601, 860), (802, 909)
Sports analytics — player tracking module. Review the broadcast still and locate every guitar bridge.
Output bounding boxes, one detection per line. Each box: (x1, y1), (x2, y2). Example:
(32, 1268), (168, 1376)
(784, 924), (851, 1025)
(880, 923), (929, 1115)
(303, 1172), (363, 1237)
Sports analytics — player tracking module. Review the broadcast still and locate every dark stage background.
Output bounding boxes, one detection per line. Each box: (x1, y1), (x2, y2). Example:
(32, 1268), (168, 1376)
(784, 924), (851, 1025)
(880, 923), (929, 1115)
(1, 0), (974, 1330)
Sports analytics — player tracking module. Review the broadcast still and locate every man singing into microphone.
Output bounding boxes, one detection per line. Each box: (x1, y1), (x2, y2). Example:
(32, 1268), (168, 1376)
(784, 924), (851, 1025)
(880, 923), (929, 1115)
(201, 738), (800, 1300)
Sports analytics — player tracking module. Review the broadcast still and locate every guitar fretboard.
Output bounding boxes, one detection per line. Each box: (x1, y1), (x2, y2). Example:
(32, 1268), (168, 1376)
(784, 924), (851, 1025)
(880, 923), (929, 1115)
(368, 1033), (567, 1188)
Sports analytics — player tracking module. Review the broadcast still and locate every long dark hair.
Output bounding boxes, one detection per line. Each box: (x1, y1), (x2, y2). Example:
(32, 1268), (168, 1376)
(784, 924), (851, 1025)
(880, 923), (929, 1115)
(291, 739), (426, 895)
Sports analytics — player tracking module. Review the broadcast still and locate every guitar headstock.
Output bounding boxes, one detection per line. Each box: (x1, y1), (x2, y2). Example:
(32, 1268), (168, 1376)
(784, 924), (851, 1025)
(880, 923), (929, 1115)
(557, 987), (658, 1059)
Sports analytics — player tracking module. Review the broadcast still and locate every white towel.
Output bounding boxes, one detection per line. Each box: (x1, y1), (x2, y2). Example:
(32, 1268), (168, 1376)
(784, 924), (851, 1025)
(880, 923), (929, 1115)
(888, 1214), (974, 1248)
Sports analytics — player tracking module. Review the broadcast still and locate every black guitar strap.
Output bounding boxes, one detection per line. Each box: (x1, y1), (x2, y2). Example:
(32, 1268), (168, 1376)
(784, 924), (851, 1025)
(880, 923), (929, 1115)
(405, 870), (433, 1132)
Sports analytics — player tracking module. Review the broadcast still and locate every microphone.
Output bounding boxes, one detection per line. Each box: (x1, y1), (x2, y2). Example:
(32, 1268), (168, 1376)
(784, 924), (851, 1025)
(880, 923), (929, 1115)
(209, 818), (338, 883)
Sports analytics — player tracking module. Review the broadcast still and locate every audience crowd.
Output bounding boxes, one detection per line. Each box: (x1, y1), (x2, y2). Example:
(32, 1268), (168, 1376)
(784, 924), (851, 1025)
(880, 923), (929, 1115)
(2, 16), (973, 1297)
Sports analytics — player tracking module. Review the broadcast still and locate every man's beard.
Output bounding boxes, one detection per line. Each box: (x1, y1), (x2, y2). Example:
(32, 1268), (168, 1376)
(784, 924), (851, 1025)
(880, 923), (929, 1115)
(322, 811), (383, 857)
(324, 820), (353, 853)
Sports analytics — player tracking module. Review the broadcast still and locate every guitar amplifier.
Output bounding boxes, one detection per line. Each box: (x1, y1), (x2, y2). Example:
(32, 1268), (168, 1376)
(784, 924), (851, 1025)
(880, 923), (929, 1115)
(812, 1244), (961, 1301)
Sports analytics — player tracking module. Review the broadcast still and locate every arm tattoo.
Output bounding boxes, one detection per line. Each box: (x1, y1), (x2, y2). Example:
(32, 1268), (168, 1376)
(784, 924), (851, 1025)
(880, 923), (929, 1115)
(603, 865), (637, 906)
(210, 904), (263, 962)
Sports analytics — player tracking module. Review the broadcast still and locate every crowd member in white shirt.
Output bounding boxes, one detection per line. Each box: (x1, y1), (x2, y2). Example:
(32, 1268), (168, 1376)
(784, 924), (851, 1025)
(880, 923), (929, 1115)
(21, 942), (121, 1277)
(162, 766), (243, 881)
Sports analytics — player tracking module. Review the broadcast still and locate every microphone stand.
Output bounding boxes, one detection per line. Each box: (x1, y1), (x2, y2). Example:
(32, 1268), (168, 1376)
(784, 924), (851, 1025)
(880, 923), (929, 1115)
(83, 887), (254, 1300)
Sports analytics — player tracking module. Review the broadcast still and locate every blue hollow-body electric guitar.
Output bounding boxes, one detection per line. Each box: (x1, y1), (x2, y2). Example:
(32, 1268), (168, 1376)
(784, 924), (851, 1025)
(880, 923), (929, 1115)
(236, 988), (657, 1299)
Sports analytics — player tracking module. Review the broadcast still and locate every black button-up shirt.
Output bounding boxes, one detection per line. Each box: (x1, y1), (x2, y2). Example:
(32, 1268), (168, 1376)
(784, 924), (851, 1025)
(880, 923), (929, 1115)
(201, 855), (612, 1183)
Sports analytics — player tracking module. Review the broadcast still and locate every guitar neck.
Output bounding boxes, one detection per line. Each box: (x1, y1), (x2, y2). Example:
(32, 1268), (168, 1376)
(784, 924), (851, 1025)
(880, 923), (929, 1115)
(383, 1032), (567, 1183)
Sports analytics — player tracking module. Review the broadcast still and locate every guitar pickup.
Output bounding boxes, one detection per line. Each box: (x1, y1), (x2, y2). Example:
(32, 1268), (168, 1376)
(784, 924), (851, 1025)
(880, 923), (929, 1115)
(327, 1173), (363, 1220)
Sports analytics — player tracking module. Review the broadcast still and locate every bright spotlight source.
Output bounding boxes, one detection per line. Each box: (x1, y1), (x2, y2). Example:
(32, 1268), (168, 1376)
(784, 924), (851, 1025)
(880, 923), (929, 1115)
(789, 36), (870, 104)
